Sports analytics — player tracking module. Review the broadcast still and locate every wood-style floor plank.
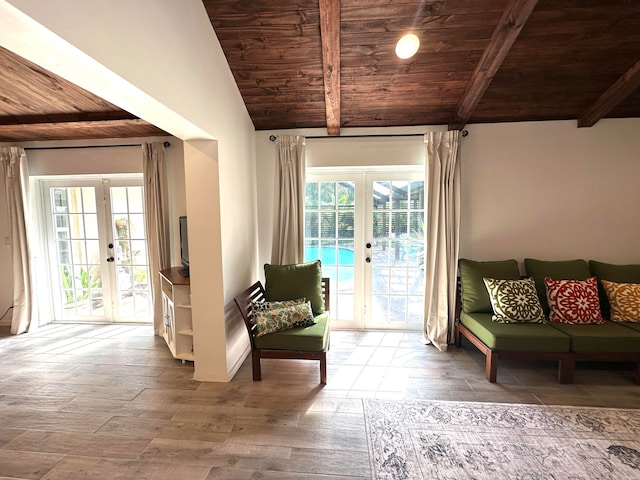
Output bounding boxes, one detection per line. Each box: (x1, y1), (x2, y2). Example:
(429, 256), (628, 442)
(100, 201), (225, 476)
(1, 323), (638, 479)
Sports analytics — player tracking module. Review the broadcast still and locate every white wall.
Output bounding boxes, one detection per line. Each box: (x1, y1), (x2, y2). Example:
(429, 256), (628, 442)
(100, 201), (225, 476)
(256, 119), (640, 278)
(0, 137), (185, 327)
(460, 118), (640, 265)
(255, 126), (439, 276)
(0, 1), (258, 381)
(22, 137), (187, 266)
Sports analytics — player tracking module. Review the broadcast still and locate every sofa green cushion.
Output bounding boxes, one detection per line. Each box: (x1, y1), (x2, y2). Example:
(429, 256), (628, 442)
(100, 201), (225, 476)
(254, 312), (330, 351)
(264, 260), (324, 315)
(524, 258), (591, 314)
(459, 312), (571, 352)
(618, 322), (640, 333)
(549, 321), (640, 353)
(589, 260), (640, 319)
(589, 260), (640, 283)
(458, 259), (520, 314)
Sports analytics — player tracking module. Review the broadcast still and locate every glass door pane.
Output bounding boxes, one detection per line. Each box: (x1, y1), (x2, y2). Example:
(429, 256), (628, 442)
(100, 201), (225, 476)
(368, 177), (425, 329)
(49, 185), (108, 321)
(109, 185), (152, 322)
(43, 178), (151, 324)
(304, 177), (362, 327)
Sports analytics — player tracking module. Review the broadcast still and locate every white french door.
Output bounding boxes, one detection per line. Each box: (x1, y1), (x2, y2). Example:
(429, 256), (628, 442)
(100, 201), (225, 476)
(40, 178), (152, 323)
(304, 169), (425, 330)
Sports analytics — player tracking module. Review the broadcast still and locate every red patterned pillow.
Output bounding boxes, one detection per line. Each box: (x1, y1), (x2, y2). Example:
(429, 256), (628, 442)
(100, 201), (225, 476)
(544, 277), (605, 324)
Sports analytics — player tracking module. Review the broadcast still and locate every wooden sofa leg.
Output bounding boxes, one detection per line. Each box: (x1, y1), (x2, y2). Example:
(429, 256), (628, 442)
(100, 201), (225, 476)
(252, 351), (262, 381)
(486, 351), (498, 383)
(454, 324), (461, 348)
(558, 354), (575, 384)
(320, 352), (327, 385)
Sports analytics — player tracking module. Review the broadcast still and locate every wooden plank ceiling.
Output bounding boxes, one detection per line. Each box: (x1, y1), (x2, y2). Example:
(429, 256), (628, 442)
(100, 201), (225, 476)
(0, 46), (167, 142)
(1, 0), (640, 141)
(207, 0), (640, 134)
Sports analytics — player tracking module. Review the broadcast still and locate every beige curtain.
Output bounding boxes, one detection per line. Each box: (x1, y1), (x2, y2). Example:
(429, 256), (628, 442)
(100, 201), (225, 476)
(423, 131), (461, 351)
(1, 146), (33, 334)
(142, 142), (170, 335)
(271, 135), (306, 265)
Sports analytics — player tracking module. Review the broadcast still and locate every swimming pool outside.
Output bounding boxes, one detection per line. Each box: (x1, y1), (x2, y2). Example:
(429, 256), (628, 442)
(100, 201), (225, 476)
(304, 246), (355, 266)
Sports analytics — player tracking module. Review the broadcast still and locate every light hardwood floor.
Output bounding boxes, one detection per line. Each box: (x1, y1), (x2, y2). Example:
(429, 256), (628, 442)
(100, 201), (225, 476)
(0, 323), (638, 479)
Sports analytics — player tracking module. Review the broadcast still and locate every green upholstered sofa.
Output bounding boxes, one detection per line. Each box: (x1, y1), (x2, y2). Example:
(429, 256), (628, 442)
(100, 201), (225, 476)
(454, 258), (640, 384)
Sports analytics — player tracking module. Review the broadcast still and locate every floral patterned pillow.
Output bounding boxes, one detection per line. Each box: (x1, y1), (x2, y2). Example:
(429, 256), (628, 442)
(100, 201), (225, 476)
(600, 280), (640, 323)
(253, 301), (316, 337)
(544, 277), (605, 324)
(483, 277), (545, 323)
(251, 298), (305, 319)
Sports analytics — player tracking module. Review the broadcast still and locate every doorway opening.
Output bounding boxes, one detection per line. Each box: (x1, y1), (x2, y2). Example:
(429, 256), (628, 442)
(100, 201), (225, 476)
(304, 168), (425, 330)
(37, 177), (152, 325)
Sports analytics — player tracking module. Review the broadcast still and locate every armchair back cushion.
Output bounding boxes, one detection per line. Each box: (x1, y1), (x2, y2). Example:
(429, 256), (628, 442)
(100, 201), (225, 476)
(264, 260), (325, 315)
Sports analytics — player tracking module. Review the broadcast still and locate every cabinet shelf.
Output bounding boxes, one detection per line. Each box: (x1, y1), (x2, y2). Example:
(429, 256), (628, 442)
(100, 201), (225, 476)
(176, 352), (195, 362)
(160, 267), (194, 365)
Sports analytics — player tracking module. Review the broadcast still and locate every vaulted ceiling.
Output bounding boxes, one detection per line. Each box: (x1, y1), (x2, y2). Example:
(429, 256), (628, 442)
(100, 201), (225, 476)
(1, 0), (639, 141)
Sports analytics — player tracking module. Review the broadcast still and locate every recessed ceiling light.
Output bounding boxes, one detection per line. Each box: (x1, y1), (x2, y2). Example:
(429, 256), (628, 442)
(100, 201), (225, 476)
(395, 33), (420, 59)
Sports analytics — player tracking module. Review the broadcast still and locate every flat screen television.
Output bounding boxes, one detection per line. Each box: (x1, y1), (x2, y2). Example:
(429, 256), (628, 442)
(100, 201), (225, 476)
(178, 216), (189, 277)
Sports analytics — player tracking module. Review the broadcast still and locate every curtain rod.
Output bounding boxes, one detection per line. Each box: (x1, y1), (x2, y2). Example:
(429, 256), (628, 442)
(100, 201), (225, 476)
(24, 141), (171, 151)
(268, 131), (468, 141)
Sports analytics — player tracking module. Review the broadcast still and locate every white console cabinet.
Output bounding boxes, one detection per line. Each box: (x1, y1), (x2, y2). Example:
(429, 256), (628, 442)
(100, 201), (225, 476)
(159, 267), (193, 363)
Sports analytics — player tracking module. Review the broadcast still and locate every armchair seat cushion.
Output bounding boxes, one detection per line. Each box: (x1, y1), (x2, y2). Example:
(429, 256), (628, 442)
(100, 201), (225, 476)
(254, 312), (330, 352)
(460, 312), (571, 352)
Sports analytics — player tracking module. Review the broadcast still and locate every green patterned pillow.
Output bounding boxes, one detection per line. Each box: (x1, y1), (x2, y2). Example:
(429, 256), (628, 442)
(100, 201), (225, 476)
(251, 298), (305, 321)
(483, 277), (545, 324)
(254, 301), (316, 337)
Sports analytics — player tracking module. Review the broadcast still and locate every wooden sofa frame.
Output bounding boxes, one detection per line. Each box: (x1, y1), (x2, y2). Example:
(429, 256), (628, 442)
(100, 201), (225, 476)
(234, 278), (330, 384)
(453, 282), (640, 384)
(454, 322), (576, 384)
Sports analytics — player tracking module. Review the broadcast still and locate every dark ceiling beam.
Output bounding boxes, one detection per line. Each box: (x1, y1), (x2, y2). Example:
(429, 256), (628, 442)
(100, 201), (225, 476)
(319, 0), (341, 136)
(0, 111), (137, 125)
(449, 0), (539, 130)
(578, 57), (640, 127)
(0, 118), (167, 142)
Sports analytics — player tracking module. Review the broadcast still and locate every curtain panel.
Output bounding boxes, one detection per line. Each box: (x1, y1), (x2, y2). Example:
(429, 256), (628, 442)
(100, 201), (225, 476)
(142, 142), (170, 336)
(0, 146), (33, 334)
(271, 135), (306, 265)
(423, 131), (461, 351)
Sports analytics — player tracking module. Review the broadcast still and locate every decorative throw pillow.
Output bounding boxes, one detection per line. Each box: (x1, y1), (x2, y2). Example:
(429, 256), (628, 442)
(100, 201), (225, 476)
(544, 277), (605, 324)
(483, 277), (545, 323)
(600, 280), (640, 323)
(251, 298), (306, 320)
(254, 301), (316, 337)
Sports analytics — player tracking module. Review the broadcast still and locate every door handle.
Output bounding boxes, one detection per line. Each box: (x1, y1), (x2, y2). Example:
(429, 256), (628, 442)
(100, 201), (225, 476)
(106, 257), (115, 263)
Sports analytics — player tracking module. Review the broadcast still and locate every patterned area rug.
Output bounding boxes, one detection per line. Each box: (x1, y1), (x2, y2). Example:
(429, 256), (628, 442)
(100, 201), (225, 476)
(363, 399), (640, 480)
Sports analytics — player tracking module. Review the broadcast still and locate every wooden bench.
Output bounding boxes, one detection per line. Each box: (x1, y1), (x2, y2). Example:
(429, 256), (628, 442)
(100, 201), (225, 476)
(234, 278), (330, 384)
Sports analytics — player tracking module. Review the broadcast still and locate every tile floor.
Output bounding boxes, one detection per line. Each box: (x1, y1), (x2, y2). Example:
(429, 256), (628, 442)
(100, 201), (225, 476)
(0, 323), (638, 479)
